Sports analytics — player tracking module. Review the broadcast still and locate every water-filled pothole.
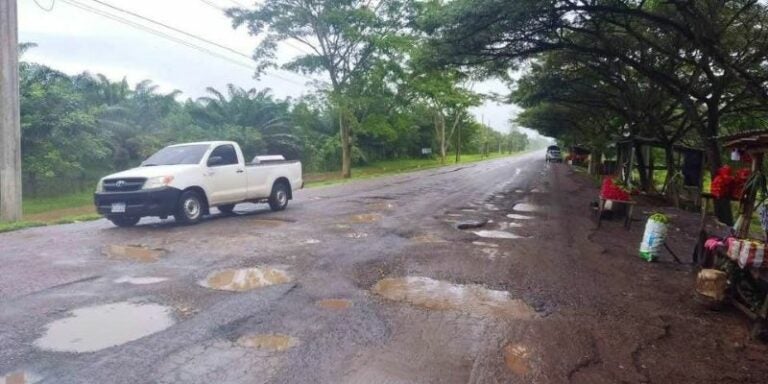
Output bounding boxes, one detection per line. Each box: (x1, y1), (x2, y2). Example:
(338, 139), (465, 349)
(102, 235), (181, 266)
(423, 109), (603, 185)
(200, 267), (291, 292)
(236, 334), (298, 351)
(349, 213), (381, 223)
(472, 241), (499, 248)
(504, 344), (531, 375)
(345, 232), (368, 239)
(473, 230), (526, 239)
(104, 244), (167, 263)
(114, 276), (169, 285)
(34, 302), (174, 353)
(372, 277), (535, 318)
(513, 203), (540, 213)
(507, 214), (533, 220)
(316, 298), (353, 310)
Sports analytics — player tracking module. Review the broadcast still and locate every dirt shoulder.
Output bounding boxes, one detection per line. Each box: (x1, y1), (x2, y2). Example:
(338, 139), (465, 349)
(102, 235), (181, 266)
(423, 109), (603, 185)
(555, 165), (768, 383)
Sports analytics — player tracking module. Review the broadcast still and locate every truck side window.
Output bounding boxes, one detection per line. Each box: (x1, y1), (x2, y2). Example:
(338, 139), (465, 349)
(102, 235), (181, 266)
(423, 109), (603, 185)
(209, 145), (238, 166)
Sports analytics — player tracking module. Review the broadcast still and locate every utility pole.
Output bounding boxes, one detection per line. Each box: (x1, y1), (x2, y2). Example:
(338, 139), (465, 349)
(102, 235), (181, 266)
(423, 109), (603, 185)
(0, 0), (22, 221)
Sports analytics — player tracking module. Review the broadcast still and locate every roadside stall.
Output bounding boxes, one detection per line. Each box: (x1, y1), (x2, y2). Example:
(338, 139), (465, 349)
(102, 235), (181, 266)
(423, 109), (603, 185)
(696, 130), (768, 337)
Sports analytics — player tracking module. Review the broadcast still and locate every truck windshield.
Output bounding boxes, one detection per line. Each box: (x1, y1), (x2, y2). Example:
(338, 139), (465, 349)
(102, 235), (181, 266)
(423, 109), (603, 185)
(141, 144), (210, 166)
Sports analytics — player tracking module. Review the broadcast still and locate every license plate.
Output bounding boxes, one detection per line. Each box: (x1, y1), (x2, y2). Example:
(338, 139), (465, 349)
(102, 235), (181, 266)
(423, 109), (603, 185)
(111, 202), (126, 213)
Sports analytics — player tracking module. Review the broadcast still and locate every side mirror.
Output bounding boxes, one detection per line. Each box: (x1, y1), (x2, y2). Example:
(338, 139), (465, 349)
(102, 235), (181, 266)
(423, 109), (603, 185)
(207, 156), (223, 167)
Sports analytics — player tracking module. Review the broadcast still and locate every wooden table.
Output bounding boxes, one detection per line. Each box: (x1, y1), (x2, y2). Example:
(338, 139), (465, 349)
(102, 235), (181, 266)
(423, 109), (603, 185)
(597, 197), (636, 230)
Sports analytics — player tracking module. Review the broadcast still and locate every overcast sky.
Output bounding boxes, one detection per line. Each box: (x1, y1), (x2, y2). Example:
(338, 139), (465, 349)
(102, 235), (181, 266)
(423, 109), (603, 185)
(19, 0), (534, 135)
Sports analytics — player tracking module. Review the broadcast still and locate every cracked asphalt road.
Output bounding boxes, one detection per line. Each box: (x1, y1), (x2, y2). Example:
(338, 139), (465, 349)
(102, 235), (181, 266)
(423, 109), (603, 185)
(2, 151), (767, 384)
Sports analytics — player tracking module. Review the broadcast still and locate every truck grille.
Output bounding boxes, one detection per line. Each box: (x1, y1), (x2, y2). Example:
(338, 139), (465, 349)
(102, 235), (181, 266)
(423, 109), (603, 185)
(103, 178), (146, 192)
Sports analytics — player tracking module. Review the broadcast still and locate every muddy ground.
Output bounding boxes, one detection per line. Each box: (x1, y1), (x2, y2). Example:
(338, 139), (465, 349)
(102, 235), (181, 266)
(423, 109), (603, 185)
(1, 152), (767, 383)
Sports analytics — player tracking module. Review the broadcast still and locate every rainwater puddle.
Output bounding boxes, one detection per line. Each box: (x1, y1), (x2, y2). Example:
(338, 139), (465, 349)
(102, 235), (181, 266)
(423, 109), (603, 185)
(303, 239), (322, 245)
(497, 222), (523, 230)
(34, 302), (174, 353)
(236, 334), (298, 352)
(104, 245), (167, 263)
(484, 204), (500, 211)
(345, 232), (368, 239)
(114, 276), (169, 285)
(316, 298), (353, 310)
(200, 267), (292, 292)
(504, 344), (531, 375)
(410, 234), (447, 243)
(371, 277), (535, 319)
(472, 241), (499, 248)
(349, 213), (382, 223)
(507, 214), (533, 220)
(513, 203), (540, 213)
(473, 230), (526, 239)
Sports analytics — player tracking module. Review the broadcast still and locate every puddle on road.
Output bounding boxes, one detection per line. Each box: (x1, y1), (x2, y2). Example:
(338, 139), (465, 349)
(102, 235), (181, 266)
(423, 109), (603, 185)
(372, 277), (535, 319)
(484, 204), (500, 211)
(410, 234), (447, 243)
(345, 232), (369, 239)
(316, 298), (353, 310)
(114, 276), (169, 285)
(472, 241), (499, 248)
(504, 344), (531, 375)
(497, 222), (523, 230)
(236, 334), (298, 352)
(507, 214), (533, 220)
(513, 203), (540, 213)
(104, 245), (167, 263)
(200, 267), (292, 292)
(473, 230), (526, 239)
(349, 213), (382, 223)
(34, 302), (174, 353)
(303, 239), (322, 245)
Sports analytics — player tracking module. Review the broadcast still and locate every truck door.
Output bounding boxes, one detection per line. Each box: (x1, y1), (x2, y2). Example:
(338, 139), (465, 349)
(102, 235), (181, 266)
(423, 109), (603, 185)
(204, 144), (247, 204)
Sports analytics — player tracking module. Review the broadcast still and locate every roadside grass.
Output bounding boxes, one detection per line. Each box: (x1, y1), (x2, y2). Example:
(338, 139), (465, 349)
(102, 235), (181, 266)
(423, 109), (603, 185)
(0, 152), (522, 233)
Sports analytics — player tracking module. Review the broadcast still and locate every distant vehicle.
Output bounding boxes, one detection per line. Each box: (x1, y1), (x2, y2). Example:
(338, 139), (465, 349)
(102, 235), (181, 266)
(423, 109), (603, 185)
(94, 141), (303, 227)
(545, 145), (563, 163)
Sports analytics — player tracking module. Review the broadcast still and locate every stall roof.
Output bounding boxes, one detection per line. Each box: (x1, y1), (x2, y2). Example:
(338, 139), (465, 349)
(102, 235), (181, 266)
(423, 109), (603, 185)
(719, 129), (768, 150)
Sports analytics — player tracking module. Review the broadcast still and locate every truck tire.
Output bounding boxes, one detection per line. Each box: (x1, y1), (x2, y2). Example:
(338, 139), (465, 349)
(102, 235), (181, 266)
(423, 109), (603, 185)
(268, 182), (289, 211)
(109, 216), (140, 227)
(175, 190), (204, 224)
(218, 204), (236, 215)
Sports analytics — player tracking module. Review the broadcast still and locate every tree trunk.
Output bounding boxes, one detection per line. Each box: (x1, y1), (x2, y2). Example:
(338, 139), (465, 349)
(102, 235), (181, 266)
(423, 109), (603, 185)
(589, 150), (602, 176)
(340, 109), (351, 178)
(663, 144), (679, 207)
(704, 103), (733, 225)
(438, 113), (446, 164)
(635, 143), (650, 192)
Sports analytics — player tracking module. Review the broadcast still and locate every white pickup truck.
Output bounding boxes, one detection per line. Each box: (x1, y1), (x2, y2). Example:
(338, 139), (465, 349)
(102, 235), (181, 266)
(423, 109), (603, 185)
(94, 141), (303, 227)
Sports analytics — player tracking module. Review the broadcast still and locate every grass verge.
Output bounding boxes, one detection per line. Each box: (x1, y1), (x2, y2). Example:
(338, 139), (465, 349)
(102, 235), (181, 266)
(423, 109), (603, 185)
(0, 152), (522, 233)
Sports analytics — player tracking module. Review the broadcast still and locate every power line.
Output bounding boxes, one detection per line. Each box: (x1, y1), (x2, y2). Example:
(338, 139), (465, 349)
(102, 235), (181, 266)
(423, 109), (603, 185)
(33, 0), (56, 12)
(197, 0), (226, 11)
(58, 0), (307, 85)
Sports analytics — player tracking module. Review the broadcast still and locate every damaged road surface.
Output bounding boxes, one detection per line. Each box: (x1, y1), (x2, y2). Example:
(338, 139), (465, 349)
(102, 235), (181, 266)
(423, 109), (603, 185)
(2, 151), (768, 383)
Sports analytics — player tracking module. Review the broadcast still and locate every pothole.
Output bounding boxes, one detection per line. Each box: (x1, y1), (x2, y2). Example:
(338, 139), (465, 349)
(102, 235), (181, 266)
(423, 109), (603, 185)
(345, 232), (368, 239)
(456, 218), (489, 230)
(34, 302), (175, 353)
(316, 298), (353, 310)
(484, 204), (500, 211)
(507, 214), (534, 220)
(472, 241), (499, 248)
(349, 213), (381, 223)
(513, 203), (540, 213)
(104, 244), (167, 263)
(236, 334), (298, 351)
(371, 277), (535, 319)
(497, 222), (523, 230)
(303, 239), (321, 244)
(473, 230), (526, 239)
(504, 344), (532, 375)
(200, 267), (292, 292)
(410, 234), (447, 243)
(114, 276), (169, 285)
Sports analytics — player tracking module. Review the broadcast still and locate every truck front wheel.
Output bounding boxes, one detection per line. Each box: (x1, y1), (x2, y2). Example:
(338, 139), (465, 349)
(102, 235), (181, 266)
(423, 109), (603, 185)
(268, 182), (289, 211)
(175, 190), (204, 224)
(109, 216), (140, 227)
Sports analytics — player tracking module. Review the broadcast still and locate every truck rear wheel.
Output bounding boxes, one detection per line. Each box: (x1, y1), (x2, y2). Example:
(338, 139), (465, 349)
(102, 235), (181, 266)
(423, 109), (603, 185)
(175, 190), (204, 224)
(268, 182), (289, 211)
(109, 216), (140, 227)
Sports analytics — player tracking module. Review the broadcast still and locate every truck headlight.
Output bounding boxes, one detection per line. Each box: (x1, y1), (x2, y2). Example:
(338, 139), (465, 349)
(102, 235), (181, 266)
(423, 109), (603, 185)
(142, 175), (175, 190)
(96, 179), (104, 192)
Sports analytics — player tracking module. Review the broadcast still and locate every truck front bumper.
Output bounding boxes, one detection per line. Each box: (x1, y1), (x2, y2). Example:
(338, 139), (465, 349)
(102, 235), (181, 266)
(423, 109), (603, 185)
(94, 187), (181, 218)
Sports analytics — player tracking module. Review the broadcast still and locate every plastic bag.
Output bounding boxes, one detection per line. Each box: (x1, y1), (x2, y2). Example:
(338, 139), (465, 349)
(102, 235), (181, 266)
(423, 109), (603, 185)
(639, 216), (668, 262)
